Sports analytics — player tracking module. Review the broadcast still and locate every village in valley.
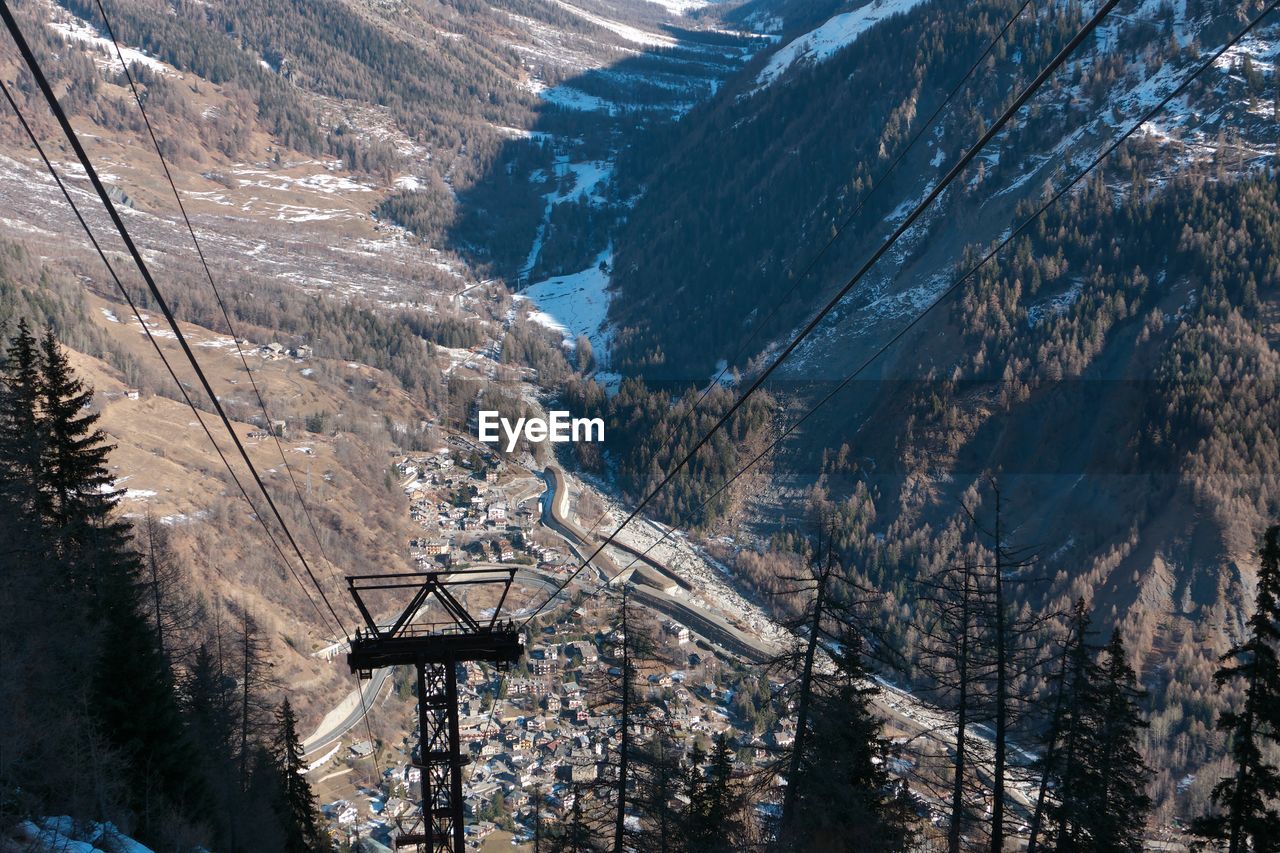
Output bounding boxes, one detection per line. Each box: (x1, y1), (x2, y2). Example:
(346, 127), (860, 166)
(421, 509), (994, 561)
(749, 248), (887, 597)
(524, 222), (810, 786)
(307, 440), (795, 850)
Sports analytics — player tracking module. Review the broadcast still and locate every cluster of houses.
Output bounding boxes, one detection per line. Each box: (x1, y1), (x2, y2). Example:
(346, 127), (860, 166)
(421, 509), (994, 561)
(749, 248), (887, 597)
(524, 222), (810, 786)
(320, 444), (802, 847)
(394, 451), (568, 571)
(322, 611), (806, 849)
(257, 340), (312, 360)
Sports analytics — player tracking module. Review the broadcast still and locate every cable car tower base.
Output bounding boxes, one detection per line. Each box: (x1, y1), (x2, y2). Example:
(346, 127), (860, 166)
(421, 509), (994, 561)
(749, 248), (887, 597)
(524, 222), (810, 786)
(346, 570), (524, 853)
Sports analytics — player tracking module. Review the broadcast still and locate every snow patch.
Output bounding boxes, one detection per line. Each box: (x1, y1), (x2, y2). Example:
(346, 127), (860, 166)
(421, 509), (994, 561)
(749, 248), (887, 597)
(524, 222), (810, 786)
(548, 0), (676, 46)
(754, 0), (932, 90)
(49, 18), (171, 75)
(520, 249), (615, 358)
(641, 0), (711, 16)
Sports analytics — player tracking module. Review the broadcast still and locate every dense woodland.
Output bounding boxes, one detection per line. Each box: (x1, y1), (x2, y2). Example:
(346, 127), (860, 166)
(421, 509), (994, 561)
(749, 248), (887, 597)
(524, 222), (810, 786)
(560, 376), (776, 528)
(0, 323), (327, 850)
(606, 0), (1257, 379)
(2, 0), (1280, 846)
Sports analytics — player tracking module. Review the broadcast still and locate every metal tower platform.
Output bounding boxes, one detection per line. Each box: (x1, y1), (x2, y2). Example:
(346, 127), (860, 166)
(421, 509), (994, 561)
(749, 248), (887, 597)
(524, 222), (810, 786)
(346, 569), (524, 853)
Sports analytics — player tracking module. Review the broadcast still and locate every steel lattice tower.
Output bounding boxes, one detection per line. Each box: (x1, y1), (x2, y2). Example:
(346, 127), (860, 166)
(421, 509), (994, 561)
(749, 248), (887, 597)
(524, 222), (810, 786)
(346, 570), (524, 852)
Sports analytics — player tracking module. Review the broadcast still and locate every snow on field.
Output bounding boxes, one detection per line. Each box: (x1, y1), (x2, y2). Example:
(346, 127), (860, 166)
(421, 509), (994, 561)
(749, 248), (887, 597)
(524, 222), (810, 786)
(0, 214), (57, 237)
(549, 0), (676, 47)
(49, 17), (171, 75)
(641, 0), (711, 15)
(520, 250), (614, 356)
(131, 313), (178, 341)
(754, 0), (932, 89)
(14, 817), (155, 853)
(521, 158), (615, 279)
(518, 301), (572, 339)
(1027, 280), (1084, 327)
(541, 84), (617, 113)
(555, 160), (613, 204)
(232, 167), (373, 195)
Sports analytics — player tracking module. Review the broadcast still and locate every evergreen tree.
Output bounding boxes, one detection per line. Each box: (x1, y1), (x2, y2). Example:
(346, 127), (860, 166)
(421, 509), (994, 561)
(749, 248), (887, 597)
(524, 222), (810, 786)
(680, 735), (747, 853)
(1194, 526), (1280, 852)
(275, 699), (328, 853)
(1088, 631), (1153, 851)
(37, 327), (118, 532)
(1038, 602), (1103, 849)
(784, 632), (914, 852)
(1027, 599), (1090, 853)
(1039, 621), (1152, 850)
(184, 643), (240, 821)
(13, 327), (205, 840)
(0, 318), (43, 526)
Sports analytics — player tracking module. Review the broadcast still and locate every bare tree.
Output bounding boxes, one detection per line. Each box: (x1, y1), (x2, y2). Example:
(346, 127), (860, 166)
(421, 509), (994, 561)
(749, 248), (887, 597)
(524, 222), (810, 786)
(136, 512), (198, 669)
(589, 582), (659, 851)
(915, 479), (1058, 852)
(234, 605), (275, 792)
(916, 555), (985, 853)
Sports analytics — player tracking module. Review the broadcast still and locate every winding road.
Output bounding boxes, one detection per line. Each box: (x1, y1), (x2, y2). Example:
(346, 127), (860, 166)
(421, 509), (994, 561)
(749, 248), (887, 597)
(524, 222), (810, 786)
(540, 465), (777, 662)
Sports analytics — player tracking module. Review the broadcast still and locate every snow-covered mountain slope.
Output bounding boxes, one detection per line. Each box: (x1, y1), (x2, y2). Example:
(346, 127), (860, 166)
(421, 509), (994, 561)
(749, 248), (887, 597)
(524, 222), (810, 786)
(754, 0), (933, 88)
(611, 0), (1276, 378)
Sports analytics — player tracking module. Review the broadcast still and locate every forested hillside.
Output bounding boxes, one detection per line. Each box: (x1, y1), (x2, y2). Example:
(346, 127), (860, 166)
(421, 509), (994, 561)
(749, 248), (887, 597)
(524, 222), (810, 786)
(609, 0), (1267, 379)
(0, 322), (330, 850)
(596, 0), (1280, 823)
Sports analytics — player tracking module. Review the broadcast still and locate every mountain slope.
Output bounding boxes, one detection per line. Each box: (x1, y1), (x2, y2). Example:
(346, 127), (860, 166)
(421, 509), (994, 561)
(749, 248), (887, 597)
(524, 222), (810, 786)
(601, 0), (1280, 817)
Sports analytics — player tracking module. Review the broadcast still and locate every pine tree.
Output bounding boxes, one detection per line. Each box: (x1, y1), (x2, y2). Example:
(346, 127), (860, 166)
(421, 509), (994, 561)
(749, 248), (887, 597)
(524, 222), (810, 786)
(37, 327), (118, 531)
(33, 329), (204, 838)
(275, 699), (328, 853)
(1194, 526), (1280, 852)
(1038, 622), (1152, 850)
(183, 641), (241, 846)
(1088, 631), (1152, 851)
(0, 320), (40, 482)
(1037, 601), (1102, 849)
(680, 735), (746, 853)
(784, 631), (914, 852)
(0, 319), (45, 553)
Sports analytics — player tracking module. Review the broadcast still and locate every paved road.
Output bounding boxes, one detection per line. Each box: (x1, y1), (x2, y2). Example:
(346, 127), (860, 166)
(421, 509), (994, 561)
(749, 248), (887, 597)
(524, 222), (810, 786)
(541, 465), (777, 662)
(541, 466), (690, 591)
(537, 465), (1042, 816)
(303, 668), (392, 758)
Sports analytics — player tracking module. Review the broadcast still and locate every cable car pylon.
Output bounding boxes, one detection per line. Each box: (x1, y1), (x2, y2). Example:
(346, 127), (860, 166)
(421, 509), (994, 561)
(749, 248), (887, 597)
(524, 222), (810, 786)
(346, 569), (524, 852)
